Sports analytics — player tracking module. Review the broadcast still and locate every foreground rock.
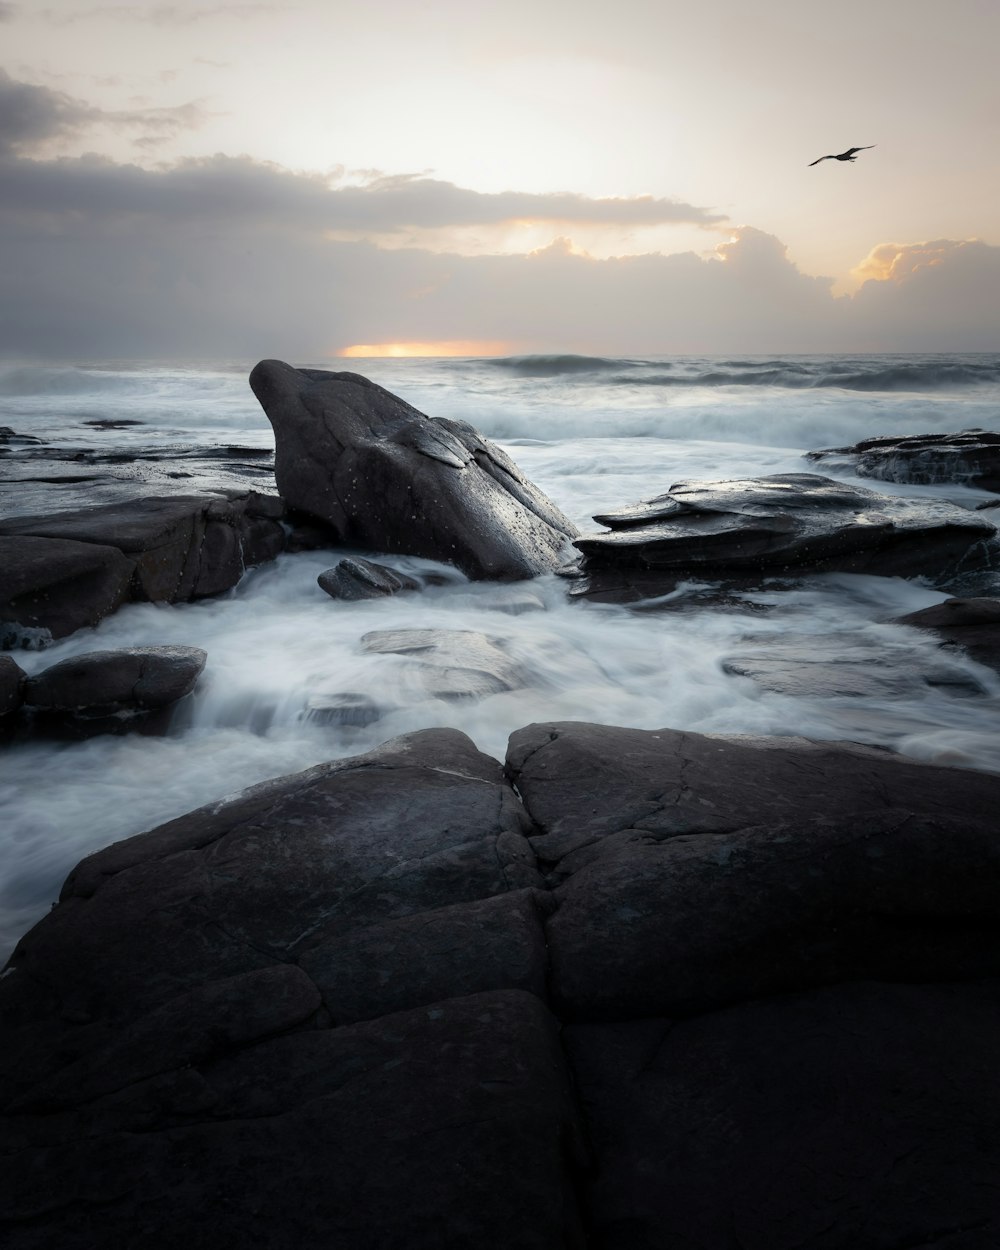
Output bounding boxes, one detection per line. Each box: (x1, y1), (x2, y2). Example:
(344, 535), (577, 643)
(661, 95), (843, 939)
(571, 474), (996, 601)
(894, 596), (1000, 675)
(5, 722), (1000, 1247)
(0, 492), (285, 642)
(249, 359), (578, 579)
(22, 646), (207, 737)
(806, 428), (1000, 491)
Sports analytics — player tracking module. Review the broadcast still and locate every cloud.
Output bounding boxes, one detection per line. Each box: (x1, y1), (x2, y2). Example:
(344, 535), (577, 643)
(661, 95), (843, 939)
(0, 3), (18, 19)
(850, 239), (1000, 350)
(0, 147), (724, 238)
(38, 4), (284, 25)
(0, 133), (996, 358)
(0, 69), (211, 153)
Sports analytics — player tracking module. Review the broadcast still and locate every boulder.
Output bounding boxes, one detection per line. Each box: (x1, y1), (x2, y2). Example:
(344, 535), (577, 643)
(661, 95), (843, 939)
(806, 428), (1000, 491)
(894, 596), (1000, 675)
(23, 646), (207, 736)
(0, 535), (135, 642)
(360, 628), (528, 699)
(317, 556), (419, 601)
(0, 655), (26, 717)
(0, 492), (286, 613)
(249, 359), (578, 579)
(572, 473), (997, 592)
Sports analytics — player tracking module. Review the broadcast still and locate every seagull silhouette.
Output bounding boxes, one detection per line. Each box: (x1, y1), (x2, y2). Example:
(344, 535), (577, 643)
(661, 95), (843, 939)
(809, 145), (875, 166)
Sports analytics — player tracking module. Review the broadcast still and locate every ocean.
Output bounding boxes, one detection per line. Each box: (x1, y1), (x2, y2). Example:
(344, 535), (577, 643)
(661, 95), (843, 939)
(2, 352), (1000, 958)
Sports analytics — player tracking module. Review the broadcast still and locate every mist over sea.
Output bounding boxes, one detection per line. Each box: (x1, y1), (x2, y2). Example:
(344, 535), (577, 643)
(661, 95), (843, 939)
(3, 351), (1000, 957)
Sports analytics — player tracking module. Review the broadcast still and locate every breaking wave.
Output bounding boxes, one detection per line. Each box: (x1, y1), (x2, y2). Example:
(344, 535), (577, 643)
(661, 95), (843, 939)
(476, 354), (1000, 392)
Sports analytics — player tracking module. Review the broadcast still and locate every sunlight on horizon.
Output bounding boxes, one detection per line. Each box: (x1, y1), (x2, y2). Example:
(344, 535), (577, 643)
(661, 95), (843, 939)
(337, 341), (514, 358)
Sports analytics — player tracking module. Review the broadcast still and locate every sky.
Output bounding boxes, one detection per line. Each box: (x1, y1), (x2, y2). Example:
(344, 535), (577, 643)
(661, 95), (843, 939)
(1, 0), (998, 358)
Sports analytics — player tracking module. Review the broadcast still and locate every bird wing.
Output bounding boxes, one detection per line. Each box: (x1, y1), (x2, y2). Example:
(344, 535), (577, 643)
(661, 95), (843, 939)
(842, 145), (876, 157)
(808, 155), (833, 165)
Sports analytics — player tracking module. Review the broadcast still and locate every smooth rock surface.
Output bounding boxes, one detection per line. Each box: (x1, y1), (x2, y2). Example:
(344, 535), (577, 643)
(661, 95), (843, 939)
(806, 428), (1000, 492)
(506, 721), (1000, 1017)
(22, 646), (207, 736)
(249, 359), (578, 579)
(6, 721), (1000, 1247)
(360, 627), (528, 699)
(0, 728), (541, 1099)
(0, 534), (135, 642)
(0, 655), (26, 716)
(3, 989), (585, 1250)
(317, 556), (419, 601)
(0, 492), (285, 620)
(567, 980), (1000, 1249)
(894, 596), (1000, 675)
(573, 472), (997, 584)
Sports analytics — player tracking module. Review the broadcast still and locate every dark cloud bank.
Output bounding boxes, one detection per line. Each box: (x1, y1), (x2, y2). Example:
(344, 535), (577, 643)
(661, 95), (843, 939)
(1, 71), (997, 358)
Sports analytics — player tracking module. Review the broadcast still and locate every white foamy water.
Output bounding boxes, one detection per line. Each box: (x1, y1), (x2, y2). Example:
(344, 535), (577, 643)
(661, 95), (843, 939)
(2, 352), (1000, 957)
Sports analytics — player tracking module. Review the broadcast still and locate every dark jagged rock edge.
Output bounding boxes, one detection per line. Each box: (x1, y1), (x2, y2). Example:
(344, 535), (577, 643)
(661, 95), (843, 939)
(806, 428), (1000, 492)
(3, 722), (1000, 1248)
(0, 492), (286, 643)
(567, 471), (998, 603)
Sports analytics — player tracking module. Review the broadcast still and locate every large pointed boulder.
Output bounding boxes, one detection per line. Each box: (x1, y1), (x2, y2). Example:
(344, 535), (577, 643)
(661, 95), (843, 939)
(249, 359), (578, 580)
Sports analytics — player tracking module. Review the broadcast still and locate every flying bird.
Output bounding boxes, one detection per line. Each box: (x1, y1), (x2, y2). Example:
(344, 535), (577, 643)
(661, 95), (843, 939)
(808, 145), (876, 166)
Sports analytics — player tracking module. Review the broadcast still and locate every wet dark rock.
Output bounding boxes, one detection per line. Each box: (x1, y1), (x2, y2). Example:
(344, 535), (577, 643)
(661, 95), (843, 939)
(574, 472), (997, 587)
(566, 980), (1000, 1249)
(304, 690), (384, 727)
(0, 728), (542, 1100)
(22, 646), (207, 736)
(317, 556), (419, 601)
(506, 721), (1000, 1018)
(0, 655), (26, 717)
(361, 627), (528, 699)
(249, 359), (578, 579)
(894, 596), (1000, 676)
(806, 428), (1000, 492)
(0, 493), (285, 640)
(6, 721), (1000, 1246)
(299, 888), (555, 1025)
(0, 426), (44, 447)
(3, 990), (584, 1250)
(0, 535), (135, 642)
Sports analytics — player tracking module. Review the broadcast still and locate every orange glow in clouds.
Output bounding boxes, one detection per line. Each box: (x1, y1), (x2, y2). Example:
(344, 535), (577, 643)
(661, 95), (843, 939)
(337, 341), (512, 358)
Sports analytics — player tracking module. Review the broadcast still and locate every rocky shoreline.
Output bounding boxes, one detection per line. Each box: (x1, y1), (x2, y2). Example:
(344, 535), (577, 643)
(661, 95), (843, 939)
(3, 364), (1000, 1246)
(3, 723), (1000, 1247)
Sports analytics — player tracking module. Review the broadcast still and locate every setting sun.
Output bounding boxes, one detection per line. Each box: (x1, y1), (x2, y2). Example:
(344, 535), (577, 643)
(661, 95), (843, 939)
(337, 341), (513, 358)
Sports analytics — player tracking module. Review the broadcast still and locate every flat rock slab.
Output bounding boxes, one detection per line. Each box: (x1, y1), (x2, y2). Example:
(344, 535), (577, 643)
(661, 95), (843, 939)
(721, 629), (987, 697)
(566, 980), (1000, 1250)
(806, 428), (1000, 492)
(249, 360), (578, 579)
(3, 990), (586, 1250)
(361, 627), (529, 700)
(894, 596), (1000, 675)
(573, 472), (996, 583)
